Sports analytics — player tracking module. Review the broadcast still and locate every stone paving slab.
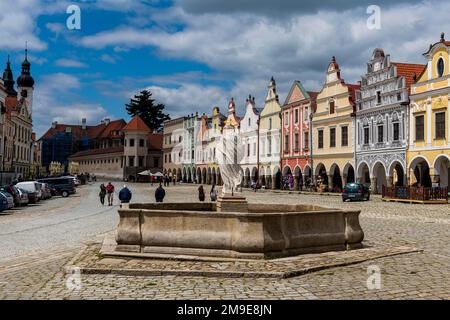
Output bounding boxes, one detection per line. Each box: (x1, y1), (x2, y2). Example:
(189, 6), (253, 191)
(69, 241), (422, 279)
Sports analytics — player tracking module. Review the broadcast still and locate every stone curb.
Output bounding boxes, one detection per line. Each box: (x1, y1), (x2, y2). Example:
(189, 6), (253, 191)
(73, 247), (423, 279)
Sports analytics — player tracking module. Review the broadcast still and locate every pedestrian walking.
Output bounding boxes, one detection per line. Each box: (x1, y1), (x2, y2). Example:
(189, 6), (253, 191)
(150, 175), (154, 186)
(106, 182), (115, 206)
(155, 183), (166, 203)
(119, 185), (132, 208)
(99, 183), (106, 205)
(210, 184), (218, 202)
(198, 185), (205, 202)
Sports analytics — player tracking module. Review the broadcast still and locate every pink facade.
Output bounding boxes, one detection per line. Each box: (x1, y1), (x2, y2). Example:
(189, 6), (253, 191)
(281, 81), (317, 190)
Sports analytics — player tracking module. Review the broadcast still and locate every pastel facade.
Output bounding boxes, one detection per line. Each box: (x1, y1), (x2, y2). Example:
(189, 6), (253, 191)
(162, 117), (184, 180)
(355, 49), (425, 193)
(259, 77), (282, 189)
(195, 113), (210, 184)
(206, 106), (225, 185)
(312, 57), (359, 191)
(240, 96), (260, 187)
(281, 81), (316, 190)
(408, 33), (450, 188)
(181, 113), (198, 183)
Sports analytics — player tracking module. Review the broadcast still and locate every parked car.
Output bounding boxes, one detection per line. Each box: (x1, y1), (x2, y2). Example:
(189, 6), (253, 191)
(73, 177), (81, 187)
(39, 183), (52, 200)
(1, 185), (20, 206)
(16, 188), (29, 206)
(15, 181), (42, 201)
(20, 188), (37, 204)
(0, 191), (15, 209)
(0, 194), (8, 212)
(49, 186), (58, 196)
(342, 183), (371, 202)
(38, 177), (76, 197)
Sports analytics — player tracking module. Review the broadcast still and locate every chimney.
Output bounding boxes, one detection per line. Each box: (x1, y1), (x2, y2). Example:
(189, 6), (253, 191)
(52, 121), (57, 129)
(104, 118), (110, 125)
(82, 118), (86, 130)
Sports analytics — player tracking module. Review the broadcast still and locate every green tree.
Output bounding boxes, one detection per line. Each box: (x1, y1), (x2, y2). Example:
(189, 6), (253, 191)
(125, 90), (170, 132)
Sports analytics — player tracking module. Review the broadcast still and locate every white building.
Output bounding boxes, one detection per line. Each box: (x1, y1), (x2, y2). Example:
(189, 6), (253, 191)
(240, 95), (260, 187)
(355, 48), (425, 193)
(259, 77), (282, 189)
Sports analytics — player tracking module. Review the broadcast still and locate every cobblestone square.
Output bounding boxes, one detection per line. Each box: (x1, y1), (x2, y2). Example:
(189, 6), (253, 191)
(0, 182), (449, 300)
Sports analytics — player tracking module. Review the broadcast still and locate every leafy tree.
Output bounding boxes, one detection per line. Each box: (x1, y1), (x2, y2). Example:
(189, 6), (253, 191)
(125, 90), (170, 132)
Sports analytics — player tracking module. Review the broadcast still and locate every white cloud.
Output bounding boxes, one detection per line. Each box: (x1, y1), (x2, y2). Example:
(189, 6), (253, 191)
(0, 0), (47, 51)
(100, 54), (117, 64)
(55, 58), (88, 68)
(78, 1), (450, 93)
(145, 83), (229, 117)
(33, 73), (109, 137)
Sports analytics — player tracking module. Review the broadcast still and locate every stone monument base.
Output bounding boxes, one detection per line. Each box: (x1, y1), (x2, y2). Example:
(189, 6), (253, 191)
(216, 195), (248, 213)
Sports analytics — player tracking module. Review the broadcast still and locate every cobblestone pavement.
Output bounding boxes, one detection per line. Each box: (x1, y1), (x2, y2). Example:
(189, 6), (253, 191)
(1, 182), (449, 299)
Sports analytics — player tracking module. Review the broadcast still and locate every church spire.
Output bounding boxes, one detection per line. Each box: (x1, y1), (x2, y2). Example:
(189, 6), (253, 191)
(3, 55), (17, 96)
(17, 44), (34, 88)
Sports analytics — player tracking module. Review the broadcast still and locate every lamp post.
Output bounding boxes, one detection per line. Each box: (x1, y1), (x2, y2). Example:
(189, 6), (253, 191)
(309, 112), (314, 187)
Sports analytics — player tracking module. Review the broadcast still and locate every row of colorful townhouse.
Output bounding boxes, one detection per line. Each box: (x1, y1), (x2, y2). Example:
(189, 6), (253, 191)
(163, 34), (450, 194)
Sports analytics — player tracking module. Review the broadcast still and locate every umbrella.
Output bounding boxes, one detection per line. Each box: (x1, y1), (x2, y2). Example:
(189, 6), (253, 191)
(153, 172), (164, 177)
(138, 170), (152, 176)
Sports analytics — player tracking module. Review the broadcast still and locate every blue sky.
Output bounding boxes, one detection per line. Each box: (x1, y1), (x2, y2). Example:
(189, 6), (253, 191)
(0, 0), (448, 137)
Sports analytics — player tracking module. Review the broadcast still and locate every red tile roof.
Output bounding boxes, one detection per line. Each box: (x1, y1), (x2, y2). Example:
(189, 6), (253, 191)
(148, 133), (163, 150)
(307, 91), (319, 100)
(99, 119), (127, 138)
(69, 147), (124, 159)
(345, 83), (361, 107)
(40, 119), (128, 141)
(392, 62), (427, 89)
(122, 116), (151, 132)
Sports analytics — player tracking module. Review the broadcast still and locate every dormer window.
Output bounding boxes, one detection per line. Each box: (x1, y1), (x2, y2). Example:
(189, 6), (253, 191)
(437, 57), (444, 78)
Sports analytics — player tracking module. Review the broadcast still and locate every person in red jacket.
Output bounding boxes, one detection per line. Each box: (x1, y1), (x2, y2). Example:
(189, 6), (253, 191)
(105, 182), (115, 206)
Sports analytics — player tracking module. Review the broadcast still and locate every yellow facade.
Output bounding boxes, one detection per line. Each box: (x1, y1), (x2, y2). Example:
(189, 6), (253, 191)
(312, 57), (358, 191)
(408, 35), (450, 187)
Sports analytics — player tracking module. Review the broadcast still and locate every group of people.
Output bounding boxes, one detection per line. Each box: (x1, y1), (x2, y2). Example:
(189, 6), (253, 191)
(162, 174), (176, 187)
(97, 179), (222, 206)
(99, 182), (132, 206)
(197, 184), (218, 202)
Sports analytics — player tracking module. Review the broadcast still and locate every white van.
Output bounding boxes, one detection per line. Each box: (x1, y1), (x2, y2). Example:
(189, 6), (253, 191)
(16, 181), (42, 201)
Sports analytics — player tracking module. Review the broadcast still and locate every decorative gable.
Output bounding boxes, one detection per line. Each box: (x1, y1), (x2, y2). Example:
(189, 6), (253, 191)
(284, 81), (310, 106)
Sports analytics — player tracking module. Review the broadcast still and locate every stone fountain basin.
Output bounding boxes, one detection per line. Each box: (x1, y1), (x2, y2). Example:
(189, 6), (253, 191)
(114, 203), (364, 259)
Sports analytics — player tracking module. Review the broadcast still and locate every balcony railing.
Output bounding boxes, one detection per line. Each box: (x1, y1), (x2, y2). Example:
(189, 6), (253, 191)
(382, 186), (448, 202)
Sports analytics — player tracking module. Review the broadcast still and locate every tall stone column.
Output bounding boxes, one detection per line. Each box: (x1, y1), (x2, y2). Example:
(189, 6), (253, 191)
(371, 177), (377, 194)
(328, 175), (333, 191)
(218, 174), (222, 186)
(271, 175), (276, 190)
(294, 176), (299, 191)
(342, 175), (347, 187)
(387, 176), (393, 188)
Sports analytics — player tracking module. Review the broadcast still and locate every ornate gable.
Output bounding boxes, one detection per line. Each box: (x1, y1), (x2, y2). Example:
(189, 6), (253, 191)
(284, 81), (310, 106)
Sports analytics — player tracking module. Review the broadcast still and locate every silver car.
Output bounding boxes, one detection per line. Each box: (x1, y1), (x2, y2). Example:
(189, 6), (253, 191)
(0, 191), (15, 209)
(16, 188), (29, 206)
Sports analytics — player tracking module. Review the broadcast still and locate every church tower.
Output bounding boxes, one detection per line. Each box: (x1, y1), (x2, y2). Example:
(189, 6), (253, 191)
(16, 47), (35, 115)
(2, 55), (17, 97)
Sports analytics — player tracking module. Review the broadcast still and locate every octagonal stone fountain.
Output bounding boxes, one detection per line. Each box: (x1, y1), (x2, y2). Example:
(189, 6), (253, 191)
(108, 127), (364, 260)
